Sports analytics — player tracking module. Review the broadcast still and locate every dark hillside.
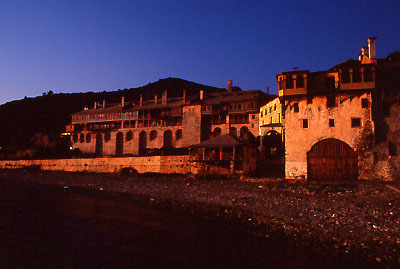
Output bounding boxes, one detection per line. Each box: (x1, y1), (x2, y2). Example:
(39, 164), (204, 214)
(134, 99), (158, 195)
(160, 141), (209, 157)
(0, 78), (225, 149)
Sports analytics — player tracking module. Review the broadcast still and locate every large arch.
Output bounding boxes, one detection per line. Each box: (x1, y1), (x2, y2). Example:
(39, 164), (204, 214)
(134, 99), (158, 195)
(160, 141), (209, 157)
(262, 130), (284, 159)
(115, 132), (123, 156)
(307, 138), (358, 182)
(213, 127), (221, 137)
(95, 133), (103, 156)
(229, 127), (237, 137)
(240, 126), (249, 139)
(139, 131), (147, 155)
(163, 130), (173, 148)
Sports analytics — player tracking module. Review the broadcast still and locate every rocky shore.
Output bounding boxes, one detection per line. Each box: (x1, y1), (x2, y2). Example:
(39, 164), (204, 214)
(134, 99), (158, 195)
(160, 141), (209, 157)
(1, 169), (399, 267)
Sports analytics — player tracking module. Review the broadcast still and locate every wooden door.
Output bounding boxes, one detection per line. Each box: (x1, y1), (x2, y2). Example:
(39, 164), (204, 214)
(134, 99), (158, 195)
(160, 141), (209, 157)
(307, 138), (358, 182)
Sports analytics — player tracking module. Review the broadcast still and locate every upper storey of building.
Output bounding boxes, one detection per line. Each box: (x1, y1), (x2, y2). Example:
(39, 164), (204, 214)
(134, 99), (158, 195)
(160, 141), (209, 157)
(69, 80), (270, 127)
(276, 37), (380, 98)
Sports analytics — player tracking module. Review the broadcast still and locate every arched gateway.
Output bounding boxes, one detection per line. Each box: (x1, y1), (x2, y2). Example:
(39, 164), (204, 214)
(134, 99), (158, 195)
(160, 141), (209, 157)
(307, 138), (358, 182)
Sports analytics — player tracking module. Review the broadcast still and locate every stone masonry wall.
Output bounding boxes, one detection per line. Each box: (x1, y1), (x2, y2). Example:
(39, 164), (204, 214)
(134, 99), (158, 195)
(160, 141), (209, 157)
(182, 105), (202, 147)
(284, 93), (373, 179)
(0, 155), (192, 174)
(73, 126), (184, 156)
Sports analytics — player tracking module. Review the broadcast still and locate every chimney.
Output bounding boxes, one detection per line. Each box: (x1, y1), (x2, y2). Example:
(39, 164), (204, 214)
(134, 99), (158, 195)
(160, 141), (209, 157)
(293, 67), (298, 71)
(154, 94), (158, 104)
(183, 89), (186, 103)
(200, 89), (204, 100)
(228, 80), (233, 93)
(121, 97), (125, 107)
(266, 87), (270, 95)
(103, 99), (106, 108)
(368, 37), (377, 63)
(140, 94), (143, 107)
(162, 90), (167, 104)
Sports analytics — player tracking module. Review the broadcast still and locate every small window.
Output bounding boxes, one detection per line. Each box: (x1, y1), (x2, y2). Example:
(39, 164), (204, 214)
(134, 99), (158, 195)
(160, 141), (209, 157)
(361, 98), (369, 108)
(251, 115), (256, 119)
(329, 119), (335, 127)
(126, 131), (133, 141)
(274, 104), (277, 111)
(150, 130), (158, 141)
(105, 133), (111, 142)
(176, 129), (182, 140)
(351, 118), (361, 128)
(293, 103), (299, 113)
(303, 119), (308, 128)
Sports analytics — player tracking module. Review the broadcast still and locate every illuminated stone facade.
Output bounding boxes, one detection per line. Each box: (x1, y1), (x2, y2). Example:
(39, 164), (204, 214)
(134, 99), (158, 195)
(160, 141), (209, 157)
(67, 82), (270, 158)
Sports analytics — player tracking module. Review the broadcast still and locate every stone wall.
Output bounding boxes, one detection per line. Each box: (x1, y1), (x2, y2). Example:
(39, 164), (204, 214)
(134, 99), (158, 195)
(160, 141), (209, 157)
(284, 93), (373, 179)
(182, 105), (202, 147)
(0, 155), (192, 174)
(73, 126), (184, 156)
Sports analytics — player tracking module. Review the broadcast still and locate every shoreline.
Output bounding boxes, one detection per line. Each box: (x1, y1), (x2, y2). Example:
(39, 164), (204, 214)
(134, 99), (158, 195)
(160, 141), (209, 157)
(1, 169), (399, 266)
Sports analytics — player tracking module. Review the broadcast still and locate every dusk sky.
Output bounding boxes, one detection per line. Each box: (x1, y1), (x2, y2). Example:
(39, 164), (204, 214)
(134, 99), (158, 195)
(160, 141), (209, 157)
(0, 0), (399, 104)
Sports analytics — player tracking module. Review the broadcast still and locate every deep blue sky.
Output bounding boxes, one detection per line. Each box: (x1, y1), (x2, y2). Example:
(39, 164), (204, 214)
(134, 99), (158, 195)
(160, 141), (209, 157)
(0, 0), (399, 104)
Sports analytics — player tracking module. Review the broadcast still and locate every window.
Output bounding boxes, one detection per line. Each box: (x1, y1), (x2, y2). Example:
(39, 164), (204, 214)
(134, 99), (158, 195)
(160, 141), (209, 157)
(79, 133), (85, 143)
(176, 129), (182, 140)
(150, 130), (158, 141)
(86, 133), (91, 143)
(361, 98), (369, 108)
(329, 119), (335, 127)
(72, 134), (78, 143)
(274, 104), (276, 111)
(126, 131), (133, 141)
(296, 74), (304, 88)
(303, 119), (308, 128)
(364, 67), (372, 82)
(341, 71), (350, 83)
(351, 118), (361, 128)
(286, 75), (294, 89)
(251, 115), (256, 119)
(293, 103), (299, 113)
(353, 69), (361, 83)
(105, 133), (111, 142)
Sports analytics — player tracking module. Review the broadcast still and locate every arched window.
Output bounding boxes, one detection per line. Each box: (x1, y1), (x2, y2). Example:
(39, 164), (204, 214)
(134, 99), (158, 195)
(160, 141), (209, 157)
(79, 133), (85, 143)
(139, 131), (147, 155)
(229, 127), (237, 137)
(175, 129), (182, 140)
(126, 131), (133, 141)
(240, 126), (249, 139)
(163, 130), (173, 148)
(72, 134), (78, 143)
(104, 132), (111, 142)
(213, 127), (221, 137)
(150, 130), (158, 141)
(86, 133), (91, 143)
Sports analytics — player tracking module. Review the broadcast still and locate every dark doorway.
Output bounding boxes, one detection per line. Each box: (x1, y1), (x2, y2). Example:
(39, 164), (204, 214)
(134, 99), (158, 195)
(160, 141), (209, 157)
(95, 134), (103, 156)
(116, 132), (123, 156)
(139, 131), (147, 155)
(307, 138), (358, 182)
(163, 130), (173, 148)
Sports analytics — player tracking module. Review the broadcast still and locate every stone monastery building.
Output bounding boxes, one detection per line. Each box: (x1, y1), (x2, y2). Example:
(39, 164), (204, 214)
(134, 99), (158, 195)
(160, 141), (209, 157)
(67, 81), (270, 158)
(265, 37), (400, 181)
(67, 37), (400, 180)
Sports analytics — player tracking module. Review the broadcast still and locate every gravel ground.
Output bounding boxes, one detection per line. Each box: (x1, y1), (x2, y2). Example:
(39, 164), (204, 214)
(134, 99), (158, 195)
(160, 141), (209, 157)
(1, 169), (400, 267)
